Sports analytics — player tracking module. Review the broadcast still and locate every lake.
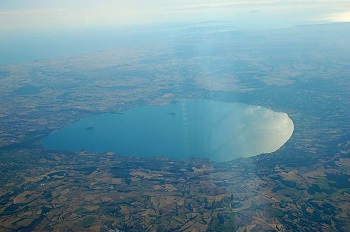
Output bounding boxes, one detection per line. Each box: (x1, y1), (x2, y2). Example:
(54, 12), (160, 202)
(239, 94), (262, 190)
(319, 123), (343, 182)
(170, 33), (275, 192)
(42, 99), (294, 161)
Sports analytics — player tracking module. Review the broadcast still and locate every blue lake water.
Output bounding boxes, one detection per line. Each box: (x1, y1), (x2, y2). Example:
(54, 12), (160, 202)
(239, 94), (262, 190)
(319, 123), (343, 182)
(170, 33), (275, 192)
(42, 99), (294, 161)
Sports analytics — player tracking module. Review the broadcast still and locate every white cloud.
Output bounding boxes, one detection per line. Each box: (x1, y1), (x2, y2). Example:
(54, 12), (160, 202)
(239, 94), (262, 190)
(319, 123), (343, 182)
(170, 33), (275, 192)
(0, 0), (349, 31)
(324, 11), (350, 22)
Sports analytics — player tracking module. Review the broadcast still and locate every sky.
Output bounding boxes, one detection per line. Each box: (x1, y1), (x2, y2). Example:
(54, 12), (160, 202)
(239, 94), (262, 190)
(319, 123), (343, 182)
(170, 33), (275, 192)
(1, 0), (349, 64)
(1, 0), (350, 31)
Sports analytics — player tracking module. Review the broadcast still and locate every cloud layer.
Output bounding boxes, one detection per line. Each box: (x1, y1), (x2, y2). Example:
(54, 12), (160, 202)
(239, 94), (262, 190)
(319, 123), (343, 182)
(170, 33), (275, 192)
(1, 0), (350, 31)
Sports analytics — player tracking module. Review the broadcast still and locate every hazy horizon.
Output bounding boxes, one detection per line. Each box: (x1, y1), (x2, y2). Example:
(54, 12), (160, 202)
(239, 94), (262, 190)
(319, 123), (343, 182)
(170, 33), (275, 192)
(1, 0), (350, 64)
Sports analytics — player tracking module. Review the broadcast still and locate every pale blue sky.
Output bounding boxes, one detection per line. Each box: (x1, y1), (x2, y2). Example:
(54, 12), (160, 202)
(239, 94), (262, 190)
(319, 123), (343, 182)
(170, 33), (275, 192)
(0, 0), (350, 31)
(1, 0), (349, 64)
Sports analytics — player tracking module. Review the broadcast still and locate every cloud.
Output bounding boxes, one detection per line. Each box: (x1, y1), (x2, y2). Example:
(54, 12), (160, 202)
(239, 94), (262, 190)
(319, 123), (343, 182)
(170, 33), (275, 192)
(324, 11), (350, 22)
(1, 0), (350, 31)
(0, 5), (149, 30)
(172, 0), (278, 10)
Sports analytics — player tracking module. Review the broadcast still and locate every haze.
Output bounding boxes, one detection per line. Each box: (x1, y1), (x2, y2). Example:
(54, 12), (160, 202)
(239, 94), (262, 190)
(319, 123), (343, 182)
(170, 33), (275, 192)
(1, 0), (350, 30)
(1, 0), (350, 64)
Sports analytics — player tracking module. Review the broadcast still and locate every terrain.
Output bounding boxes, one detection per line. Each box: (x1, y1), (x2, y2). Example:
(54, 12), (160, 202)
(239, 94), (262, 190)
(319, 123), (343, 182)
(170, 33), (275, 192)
(0, 23), (349, 231)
